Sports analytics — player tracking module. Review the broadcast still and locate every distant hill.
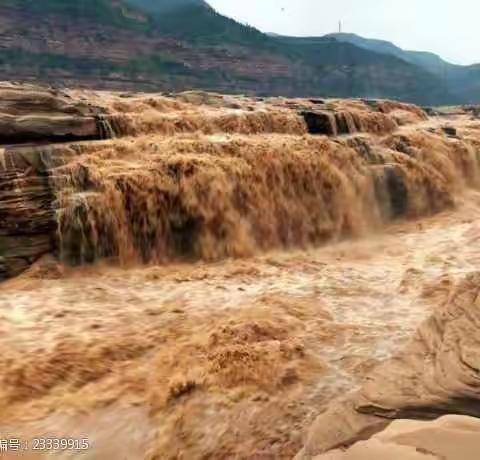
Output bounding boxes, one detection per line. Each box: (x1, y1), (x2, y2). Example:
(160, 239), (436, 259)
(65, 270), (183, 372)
(326, 33), (480, 103)
(270, 35), (452, 104)
(326, 33), (452, 75)
(0, 0), (476, 104)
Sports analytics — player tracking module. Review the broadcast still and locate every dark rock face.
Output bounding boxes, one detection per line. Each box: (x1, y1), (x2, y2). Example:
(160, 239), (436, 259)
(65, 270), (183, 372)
(423, 106), (438, 116)
(296, 272), (480, 458)
(0, 85), (108, 144)
(0, 85), (110, 280)
(301, 111), (338, 136)
(384, 164), (409, 217)
(301, 110), (362, 136)
(0, 147), (56, 280)
(465, 106), (480, 118)
(0, 115), (100, 144)
(442, 126), (458, 137)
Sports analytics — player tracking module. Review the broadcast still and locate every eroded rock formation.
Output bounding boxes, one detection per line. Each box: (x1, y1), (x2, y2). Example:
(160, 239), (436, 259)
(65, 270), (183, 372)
(0, 84), (108, 144)
(0, 84), (113, 279)
(297, 272), (480, 459)
(0, 147), (55, 279)
(314, 415), (480, 460)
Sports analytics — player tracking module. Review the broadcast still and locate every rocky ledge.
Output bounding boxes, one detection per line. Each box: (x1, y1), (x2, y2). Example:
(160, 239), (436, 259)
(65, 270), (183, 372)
(296, 272), (480, 459)
(0, 83), (112, 279)
(315, 415), (480, 460)
(0, 83), (111, 144)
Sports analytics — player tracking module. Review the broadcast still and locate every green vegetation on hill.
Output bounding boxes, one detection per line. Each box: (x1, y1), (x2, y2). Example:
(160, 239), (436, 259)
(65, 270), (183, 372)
(326, 33), (480, 103)
(326, 33), (454, 75)
(0, 0), (152, 30)
(0, 48), (118, 76)
(0, 0), (478, 104)
(125, 0), (208, 15)
(127, 0), (270, 47)
(158, 5), (268, 46)
(272, 37), (455, 105)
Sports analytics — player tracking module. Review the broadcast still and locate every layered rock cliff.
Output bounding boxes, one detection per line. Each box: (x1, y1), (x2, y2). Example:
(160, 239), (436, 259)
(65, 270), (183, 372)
(0, 83), (111, 279)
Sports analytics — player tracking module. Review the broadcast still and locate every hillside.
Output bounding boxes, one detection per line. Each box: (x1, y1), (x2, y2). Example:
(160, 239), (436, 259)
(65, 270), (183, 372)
(3, 0), (151, 29)
(127, 0), (209, 14)
(272, 35), (452, 104)
(328, 32), (480, 103)
(325, 33), (452, 75)
(0, 0), (473, 104)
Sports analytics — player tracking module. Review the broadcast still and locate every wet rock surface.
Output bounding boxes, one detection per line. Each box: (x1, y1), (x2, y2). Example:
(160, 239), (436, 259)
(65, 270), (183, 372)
(0, 147), (56, 279)
(0, 84), (106, 144)
(0, 85), (115, 279)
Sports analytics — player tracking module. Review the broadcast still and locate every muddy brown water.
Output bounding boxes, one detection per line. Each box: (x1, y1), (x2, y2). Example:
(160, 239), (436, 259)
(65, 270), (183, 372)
(1, 190), (480, 459)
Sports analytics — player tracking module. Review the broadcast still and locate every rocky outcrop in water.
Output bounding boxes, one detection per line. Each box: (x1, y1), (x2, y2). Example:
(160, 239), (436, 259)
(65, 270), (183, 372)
(0, 84), (109, 144)
(0, 145), (59, 280)
(296, 272), (480, 459)
(0, 85), (115, 280)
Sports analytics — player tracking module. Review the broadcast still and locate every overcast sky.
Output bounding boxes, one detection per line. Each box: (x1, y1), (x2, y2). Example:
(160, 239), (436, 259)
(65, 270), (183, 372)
(207, 0), (478, 65)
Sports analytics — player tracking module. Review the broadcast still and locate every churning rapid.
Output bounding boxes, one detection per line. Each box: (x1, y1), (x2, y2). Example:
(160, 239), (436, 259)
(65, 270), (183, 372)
(52, 99), (478, 266)
(1, 84), (480, 459)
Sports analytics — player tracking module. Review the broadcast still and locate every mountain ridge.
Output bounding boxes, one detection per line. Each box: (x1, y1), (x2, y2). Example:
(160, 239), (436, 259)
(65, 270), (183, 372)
(324, 32), (480, 103)
(325, 32), (453, 73)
